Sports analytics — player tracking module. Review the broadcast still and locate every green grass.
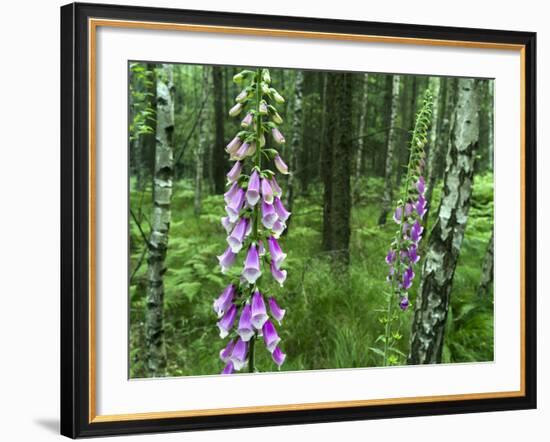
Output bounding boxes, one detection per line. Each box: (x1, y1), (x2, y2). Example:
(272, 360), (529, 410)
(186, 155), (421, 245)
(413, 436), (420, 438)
(129, 173), (494, 378)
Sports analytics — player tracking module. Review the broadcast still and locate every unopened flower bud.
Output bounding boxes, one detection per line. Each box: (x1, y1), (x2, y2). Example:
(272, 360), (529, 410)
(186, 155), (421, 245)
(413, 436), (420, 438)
(235, 90), (248, 103)
(229, 103), (243, 117)
(272, 127), (285, 144)
(272, 90), (285, 103)
(259, 101), (268, 115)
(241, 113), (253, 128)
(272, 112), (283, 125)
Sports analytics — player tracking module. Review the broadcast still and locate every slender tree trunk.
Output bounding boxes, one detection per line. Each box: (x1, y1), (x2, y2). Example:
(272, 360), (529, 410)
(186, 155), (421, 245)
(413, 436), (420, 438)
(378, 75), (401, 225)
(212, 66), (226, 194)
(408, 78), (481, 365)
(396, 77), (417, 188)
(138, 63), (157, 191)
(322, 73), (337, 251)
(422, 77), (441, 225)
(477, 232), (494, 296)
(145, 64), (175, 377)
(194, 68), (210, 215)
(318, 73), (328, 179)
(284, 70), (303, 232)
(299, 72), (315, 195)
(331, 73), (353, 264)
(487, 81), (494, 171)
(353, 74), (369, 201)
(424, 78), (457, 226)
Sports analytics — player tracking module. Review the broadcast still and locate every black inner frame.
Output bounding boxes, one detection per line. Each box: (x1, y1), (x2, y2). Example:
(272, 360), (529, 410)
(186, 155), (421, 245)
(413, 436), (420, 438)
(60, 2), (537, 438)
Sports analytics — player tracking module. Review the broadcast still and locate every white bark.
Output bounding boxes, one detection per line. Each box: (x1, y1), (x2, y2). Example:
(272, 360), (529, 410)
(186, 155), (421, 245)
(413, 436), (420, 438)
(378, 75), (400, 225)
(145, 64), (175, 376)
(487, 81), (494, 171)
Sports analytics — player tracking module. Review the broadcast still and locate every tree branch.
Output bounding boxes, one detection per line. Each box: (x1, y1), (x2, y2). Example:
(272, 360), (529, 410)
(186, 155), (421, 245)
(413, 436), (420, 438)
(130, 208), (151, 249)
(174, 92), (209, 165)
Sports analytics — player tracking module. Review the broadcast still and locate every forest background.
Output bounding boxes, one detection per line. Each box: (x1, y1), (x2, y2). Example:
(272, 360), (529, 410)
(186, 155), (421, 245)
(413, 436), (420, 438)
(129, 63), (494, 378)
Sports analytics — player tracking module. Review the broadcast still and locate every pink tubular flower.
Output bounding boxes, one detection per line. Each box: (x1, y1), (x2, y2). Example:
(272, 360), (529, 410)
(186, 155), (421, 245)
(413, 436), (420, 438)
(261, 200), (278, 229)
(242, 243), (261, 284)
(225, 187), (245, 222)
(221, 216), (235, 234)
(233, 142), (250, 160)
(270, 260), (287, 287)
(227, 217), (248, 253)
(261, 178), (274, 204)
(225, 136), (242, 155)
(272, 127), (285, 144)
(416, 176), (425, 195)
(262, 320), (281, 353)
(219, 339), (235, 363)
(230, 338), (248, 371)
(246, 170), (261, 206)
(270, 177), (282, 197)
(273, 197), (291, 222)
(267, 236), (287, 269)
(272, 347), (286, 367)
(241, 112), (253, 128)
(237, 304), (255, 342)
(393, 206), (403, 224)
(226, 161), (242, 183)
(258, 240), (266, 256)
(213, 284), (236, 318)
(217, 304), (237, 338)
(217, 246), (236, 273)
(271, 220), (286, 238)
(224, 181), (239, 205)
(268, 297), (285, 324)
(221, 361), (234, 374)
(229, 102), (243, 117)
(251, 291), (268, 330)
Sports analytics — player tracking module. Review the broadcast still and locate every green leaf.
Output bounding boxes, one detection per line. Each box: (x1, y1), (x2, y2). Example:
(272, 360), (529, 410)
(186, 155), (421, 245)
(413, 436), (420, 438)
(369, 347), (385, 357)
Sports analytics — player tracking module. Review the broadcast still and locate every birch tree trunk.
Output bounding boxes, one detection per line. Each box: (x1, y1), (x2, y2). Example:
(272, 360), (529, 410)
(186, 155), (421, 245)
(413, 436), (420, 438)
(487, 81), (494, 171)
(353, 74), (369, 201)
(477, 232), (494, 296)
(423, 77), (441, 223)
(408, 78), (481, 365)
(137, 63), (156, 191)
(424, 78), (457, 226)
(378, 75), (401, 225)
(145, 64), (175, 377)
(284, 70), (303, 231)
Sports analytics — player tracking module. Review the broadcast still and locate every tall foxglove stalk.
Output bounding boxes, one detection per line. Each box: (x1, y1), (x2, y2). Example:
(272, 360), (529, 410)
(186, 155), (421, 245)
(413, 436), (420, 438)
(214, 68), (291, 374)
(381, 90), (433, 366)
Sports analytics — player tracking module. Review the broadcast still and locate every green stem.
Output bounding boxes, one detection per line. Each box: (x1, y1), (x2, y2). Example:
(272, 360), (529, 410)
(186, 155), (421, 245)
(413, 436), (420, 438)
(249, 68), (264, 373)
(248, 335), (256, 372)
(383, 284), (394, 366)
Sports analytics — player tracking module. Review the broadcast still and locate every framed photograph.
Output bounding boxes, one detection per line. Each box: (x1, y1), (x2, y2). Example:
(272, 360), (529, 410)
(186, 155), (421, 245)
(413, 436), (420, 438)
(60, 2), (537, 438)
